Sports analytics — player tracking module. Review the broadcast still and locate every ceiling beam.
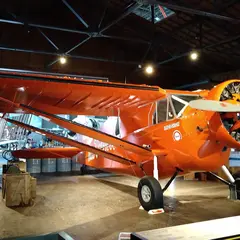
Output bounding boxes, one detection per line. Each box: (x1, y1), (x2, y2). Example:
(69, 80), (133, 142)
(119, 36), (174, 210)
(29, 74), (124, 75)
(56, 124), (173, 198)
(38, 28), (59, 51)
(157, 32), (240, 66)
(47, 36), (92, 67)
(7, 12), (60, 52)
(0, 46), (140, 65)
(62, 0), (89, 28)
(99, 1), (141, 34)
(98, 0), (109, 29)
(0, 18), (149, 45)
(97, 34), (150, 44)
(145, 0), (240, 22)
(0, 18), (91, 35)
(47, 1), (142, 67)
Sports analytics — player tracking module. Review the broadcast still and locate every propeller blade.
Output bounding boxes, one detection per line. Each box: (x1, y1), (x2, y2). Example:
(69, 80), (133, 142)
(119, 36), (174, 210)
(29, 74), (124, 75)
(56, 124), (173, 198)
(189, 100), (240, 112)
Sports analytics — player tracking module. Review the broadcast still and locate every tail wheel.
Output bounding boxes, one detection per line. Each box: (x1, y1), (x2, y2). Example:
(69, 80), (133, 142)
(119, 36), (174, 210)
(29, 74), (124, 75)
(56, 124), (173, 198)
(137, 176), (163, 211)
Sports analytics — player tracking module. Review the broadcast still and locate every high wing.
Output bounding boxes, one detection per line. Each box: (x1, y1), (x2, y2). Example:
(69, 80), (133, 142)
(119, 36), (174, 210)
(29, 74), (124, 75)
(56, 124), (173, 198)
(165, 89), (208, 97)
(0, 70), (166, 116)
(0, 70), (169, 165)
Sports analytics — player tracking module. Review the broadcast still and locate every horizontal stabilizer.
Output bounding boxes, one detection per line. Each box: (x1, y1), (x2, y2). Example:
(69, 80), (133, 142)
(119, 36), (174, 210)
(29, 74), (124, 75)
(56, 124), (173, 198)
(12, 147), (80, 159)
(5, 118), (136, 165)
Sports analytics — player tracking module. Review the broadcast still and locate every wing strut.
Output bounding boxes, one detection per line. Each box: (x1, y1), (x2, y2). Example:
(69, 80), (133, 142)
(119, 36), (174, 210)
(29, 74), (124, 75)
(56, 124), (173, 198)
(5, 118), (136, 165)
(0, 96), (152, 157)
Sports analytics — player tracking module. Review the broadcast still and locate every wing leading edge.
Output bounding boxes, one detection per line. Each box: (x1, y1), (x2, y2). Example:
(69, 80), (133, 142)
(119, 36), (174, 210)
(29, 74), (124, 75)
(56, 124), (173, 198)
(0, 70), (166, 116)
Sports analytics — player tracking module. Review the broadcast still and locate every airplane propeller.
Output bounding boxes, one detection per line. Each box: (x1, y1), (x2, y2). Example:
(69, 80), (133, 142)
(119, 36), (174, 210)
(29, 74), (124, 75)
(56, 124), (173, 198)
(189, 99), (240, 112)
(189, 82), (240, 112)
(189, 82), (240, 142)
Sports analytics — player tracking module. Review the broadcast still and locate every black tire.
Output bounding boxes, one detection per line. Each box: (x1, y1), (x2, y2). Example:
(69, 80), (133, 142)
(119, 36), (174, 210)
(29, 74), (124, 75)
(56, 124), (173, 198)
(80, 165), (87, 175)
(233, 171), (240, 179)
(137, 176), (164, 211)
(232, 171), (240, 200)
(235, 178), (240, 200)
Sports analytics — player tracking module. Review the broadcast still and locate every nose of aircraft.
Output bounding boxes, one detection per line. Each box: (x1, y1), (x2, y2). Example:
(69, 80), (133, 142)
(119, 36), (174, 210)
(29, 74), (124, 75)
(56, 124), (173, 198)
(189, 80), (240, 149)
(209, 80), (240, 149)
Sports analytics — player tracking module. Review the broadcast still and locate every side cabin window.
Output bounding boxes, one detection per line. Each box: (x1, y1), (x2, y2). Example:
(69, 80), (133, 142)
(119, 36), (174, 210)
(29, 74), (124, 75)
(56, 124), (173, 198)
(153, 97), (174, 124)
(153, 94), (201, 124)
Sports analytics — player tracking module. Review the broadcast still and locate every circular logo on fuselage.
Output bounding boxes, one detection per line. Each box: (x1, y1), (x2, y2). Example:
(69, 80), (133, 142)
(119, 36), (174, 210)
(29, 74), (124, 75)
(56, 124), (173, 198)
(173, 130), (182, 141)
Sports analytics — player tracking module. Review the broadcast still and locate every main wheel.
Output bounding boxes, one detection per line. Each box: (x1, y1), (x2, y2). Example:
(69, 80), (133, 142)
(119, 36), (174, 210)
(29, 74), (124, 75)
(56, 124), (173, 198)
(137, 176), (164, 211)
(233, 171), (240, 200)
(235, 179), (240, 200)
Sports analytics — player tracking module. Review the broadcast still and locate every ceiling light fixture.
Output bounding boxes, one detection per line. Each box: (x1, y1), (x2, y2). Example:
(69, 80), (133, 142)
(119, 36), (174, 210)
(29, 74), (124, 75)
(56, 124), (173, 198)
(59, 56), (67, 64)
(145, 65), (154, 75)
(189, 51), (199, 61)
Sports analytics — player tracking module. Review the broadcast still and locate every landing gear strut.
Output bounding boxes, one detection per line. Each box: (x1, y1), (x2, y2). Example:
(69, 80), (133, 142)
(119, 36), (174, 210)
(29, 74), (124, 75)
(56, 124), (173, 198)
(208, 165), (240, 200)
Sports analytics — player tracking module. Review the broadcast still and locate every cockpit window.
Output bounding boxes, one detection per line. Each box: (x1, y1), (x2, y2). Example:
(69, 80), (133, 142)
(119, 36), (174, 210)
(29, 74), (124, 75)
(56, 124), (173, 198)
(153, 94), (202, 124)
(171, 95), (201, 117)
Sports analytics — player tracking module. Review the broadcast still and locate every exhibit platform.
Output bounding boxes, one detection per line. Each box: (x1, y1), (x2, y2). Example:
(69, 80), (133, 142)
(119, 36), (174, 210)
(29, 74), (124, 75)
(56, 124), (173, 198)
(2, 231), (74, 240)
(130, 216), (240, 240)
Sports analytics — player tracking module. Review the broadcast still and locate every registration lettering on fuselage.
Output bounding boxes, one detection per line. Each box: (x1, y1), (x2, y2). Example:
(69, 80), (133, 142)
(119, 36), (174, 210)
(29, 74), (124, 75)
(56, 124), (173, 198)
(164, 122), (180, 131)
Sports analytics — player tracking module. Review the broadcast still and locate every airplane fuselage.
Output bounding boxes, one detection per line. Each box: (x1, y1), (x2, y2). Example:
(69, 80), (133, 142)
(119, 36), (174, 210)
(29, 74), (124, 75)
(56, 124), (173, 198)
(82, 108), (230, 179)
(81, 80), (240, 179)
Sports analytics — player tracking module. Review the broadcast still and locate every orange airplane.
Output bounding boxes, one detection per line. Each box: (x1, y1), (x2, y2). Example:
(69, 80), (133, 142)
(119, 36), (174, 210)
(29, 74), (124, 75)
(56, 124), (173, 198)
(0, 69), (240, 212)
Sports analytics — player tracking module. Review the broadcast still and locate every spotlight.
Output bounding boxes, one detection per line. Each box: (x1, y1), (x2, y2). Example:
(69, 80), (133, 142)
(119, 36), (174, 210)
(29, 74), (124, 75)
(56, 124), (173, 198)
(189, 51), (199, 61)
(145, 65), (154, 75)
(59, 56), (67, 64)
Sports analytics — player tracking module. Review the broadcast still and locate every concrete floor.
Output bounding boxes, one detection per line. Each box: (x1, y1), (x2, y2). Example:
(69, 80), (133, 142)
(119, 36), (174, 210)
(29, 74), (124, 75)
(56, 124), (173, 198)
(0, 174), (240, 240)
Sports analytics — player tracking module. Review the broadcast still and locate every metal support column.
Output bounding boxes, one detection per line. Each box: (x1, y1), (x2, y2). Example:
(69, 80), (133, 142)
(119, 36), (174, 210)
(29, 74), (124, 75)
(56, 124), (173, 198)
(153, 155), (158, 180)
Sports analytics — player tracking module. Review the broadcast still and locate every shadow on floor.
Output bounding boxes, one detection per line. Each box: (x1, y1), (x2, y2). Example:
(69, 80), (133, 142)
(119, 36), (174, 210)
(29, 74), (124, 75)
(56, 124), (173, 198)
(96, 178), (180, 211)
(96, 178), (138, 198)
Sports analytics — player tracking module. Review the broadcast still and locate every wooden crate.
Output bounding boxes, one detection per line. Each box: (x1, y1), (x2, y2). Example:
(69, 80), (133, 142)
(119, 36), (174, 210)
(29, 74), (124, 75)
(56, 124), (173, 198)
(184, 172), (196, 180)
(2, 173), (36, 207)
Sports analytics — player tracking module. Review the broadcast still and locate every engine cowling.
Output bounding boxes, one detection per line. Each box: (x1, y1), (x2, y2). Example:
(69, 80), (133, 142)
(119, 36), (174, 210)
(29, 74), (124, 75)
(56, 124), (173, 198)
(207, 80), (240, 149)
